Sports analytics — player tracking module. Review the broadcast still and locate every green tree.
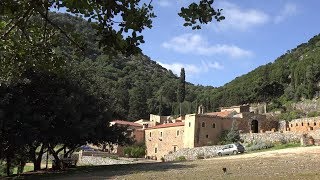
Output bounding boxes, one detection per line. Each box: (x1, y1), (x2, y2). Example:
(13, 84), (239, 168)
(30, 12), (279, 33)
(178, 68), (186, 115)
(128, 83), (148, 120)
(0, 70), (130, 172)
(306, 65), (316, 99)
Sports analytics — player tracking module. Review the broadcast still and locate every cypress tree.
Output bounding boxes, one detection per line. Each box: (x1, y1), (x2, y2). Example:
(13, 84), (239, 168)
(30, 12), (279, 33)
(178, 68), (186, 115)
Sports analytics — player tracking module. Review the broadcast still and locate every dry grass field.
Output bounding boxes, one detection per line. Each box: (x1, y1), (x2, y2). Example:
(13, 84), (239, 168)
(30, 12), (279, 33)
(22, 146), (320, 180)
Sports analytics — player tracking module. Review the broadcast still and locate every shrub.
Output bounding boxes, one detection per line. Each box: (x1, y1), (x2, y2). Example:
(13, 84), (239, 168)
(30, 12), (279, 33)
(109, 155), (119, 160)
(307, 111), (320, 117)
(175, 156), (186, 161)
(124, 144), (146, 158)
(197, 153), (205, 159)
(218, 121), (241, 144)
(246, 141), (274, 151)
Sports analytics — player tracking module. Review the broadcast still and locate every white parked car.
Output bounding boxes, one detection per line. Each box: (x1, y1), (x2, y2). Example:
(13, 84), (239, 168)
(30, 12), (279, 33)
(217, 143), (245, 156)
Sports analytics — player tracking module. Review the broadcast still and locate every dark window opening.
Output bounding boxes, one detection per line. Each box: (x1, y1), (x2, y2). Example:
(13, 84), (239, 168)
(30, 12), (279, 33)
(212, 123), (216, 128)
(206, 134), (209, 138)
(189, 122), (191, 127)
(155, 147), (157, 153)
(251, 120), (258, 133)
(202, 122), (206, 127)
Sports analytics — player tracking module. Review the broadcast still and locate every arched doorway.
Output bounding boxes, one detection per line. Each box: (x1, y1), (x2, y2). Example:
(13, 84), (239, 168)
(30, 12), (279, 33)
(251, 120), (258, 133)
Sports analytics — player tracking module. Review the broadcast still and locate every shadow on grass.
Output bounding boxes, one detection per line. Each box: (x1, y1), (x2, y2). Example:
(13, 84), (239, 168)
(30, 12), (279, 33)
(17, 161), (196, 179)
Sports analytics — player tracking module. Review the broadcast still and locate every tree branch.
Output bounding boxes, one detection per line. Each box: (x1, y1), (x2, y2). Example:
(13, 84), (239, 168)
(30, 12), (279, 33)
(1, 7), (33, 39)
(35, 9), (84, 51)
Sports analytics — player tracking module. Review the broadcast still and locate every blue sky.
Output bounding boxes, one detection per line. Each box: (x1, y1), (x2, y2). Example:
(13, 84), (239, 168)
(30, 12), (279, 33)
(138, 0), (320, 87)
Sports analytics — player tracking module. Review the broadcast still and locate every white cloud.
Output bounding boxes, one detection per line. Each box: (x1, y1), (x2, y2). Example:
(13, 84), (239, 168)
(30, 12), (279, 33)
(274, 3), (298, 23)
(162, 34), (253, 58)
(157, 0), (172, 7)
(216, 1), (269, 31)
(158, 60), (224, 76)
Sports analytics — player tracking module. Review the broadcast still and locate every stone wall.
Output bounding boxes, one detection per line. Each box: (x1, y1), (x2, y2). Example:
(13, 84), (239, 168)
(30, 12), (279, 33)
(240, 132), (302, 144)
(145, 125), (185, 160)
(164, 132), (304, 162)
(288, 116), (320, 132)
(78, 156), (134, 166)
(164, 145), (224, 161)
(308, 129), (320, 139)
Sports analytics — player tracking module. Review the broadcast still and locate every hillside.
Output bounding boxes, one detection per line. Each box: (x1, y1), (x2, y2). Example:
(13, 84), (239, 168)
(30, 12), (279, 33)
(47, 12), (217, 121)
(211, 33), (320, 109)
(50, 12), (320, 119)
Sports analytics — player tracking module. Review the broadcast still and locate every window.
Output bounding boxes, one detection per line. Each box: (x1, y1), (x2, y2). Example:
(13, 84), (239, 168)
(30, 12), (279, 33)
(189, 122), (191, 127)
(155, 147), (157, 153)
(201, 122), (206, 127)
(212, 123), (216, 128)
(296, 123), (298, 127)
(315, 122), (317, 126)
(206, 134), (209, 138)
(302, 122), (304, 126)
(149, 132), (152, 137)
(291, 124), (293, 127)
(160, 132), (163, 137)
(307, 122), (310, 126)
(174, 146), (177, 152)
(177, 130), (179, 136)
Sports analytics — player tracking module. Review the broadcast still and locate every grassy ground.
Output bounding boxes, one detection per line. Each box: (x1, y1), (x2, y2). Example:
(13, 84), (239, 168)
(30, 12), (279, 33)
(16, 146), (320, 180)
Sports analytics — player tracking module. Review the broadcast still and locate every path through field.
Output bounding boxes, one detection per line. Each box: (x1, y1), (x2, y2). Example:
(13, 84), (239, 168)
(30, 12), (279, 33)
(24, 146), (320, 180)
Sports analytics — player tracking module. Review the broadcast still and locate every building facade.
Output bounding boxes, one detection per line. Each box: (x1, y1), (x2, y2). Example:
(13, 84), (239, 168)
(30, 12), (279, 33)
(145, 105), (277, 160)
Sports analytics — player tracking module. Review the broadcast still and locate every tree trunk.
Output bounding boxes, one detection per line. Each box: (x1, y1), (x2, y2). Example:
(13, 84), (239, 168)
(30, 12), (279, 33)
(32, 144), (45, 171)
(33, 158), (42, 171)
(49, 145), (66, 170)
(6, 157), (11, 176)
(17, 161), (26, 175)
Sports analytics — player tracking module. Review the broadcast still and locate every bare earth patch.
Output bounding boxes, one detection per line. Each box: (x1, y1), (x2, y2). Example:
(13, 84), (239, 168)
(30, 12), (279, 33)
(23, 146), (320, 180)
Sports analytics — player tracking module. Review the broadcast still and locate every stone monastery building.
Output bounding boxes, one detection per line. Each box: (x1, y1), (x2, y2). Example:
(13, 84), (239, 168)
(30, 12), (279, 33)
(136, 105), (277, 160)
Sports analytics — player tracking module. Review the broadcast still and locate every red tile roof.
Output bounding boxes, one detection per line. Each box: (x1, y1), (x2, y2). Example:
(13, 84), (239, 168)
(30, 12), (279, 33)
(147, 122), (185, 129)
(205, 111), (234, 117)
(111, 120), (143, 127)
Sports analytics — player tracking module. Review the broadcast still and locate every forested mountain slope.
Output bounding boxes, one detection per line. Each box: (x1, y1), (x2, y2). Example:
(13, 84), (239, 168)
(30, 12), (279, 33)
(212, 34), (320, 109)
(52, 12), (320, 119)
(49, 12), (216, 120)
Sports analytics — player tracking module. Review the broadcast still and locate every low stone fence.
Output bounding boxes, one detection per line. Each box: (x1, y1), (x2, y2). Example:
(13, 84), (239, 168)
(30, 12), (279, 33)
(240, 132), (302, 144)
(78, 156), (134, 166)
(164, 145), (224, 162)
(308, 129), (320, 139)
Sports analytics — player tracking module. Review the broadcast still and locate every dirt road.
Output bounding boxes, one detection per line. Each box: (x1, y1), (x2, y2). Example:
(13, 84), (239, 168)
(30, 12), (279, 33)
(25, 146), (320, 180)
(215, 145), (320, 159)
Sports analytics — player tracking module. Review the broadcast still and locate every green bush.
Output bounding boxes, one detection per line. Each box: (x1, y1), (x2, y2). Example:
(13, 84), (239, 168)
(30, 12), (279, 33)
(197, 153), (205, 159)
(175, 156), (186, 161)
(109, 155), (119, 160)
(124, 144), (146, 158)
(246, 141), (274, 151)
(307, 111), (320, 117)
(0, 162), (5, 177)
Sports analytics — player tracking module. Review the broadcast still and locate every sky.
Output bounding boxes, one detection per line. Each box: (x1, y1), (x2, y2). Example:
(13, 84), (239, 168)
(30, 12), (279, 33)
(137, 0), (320, 87)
